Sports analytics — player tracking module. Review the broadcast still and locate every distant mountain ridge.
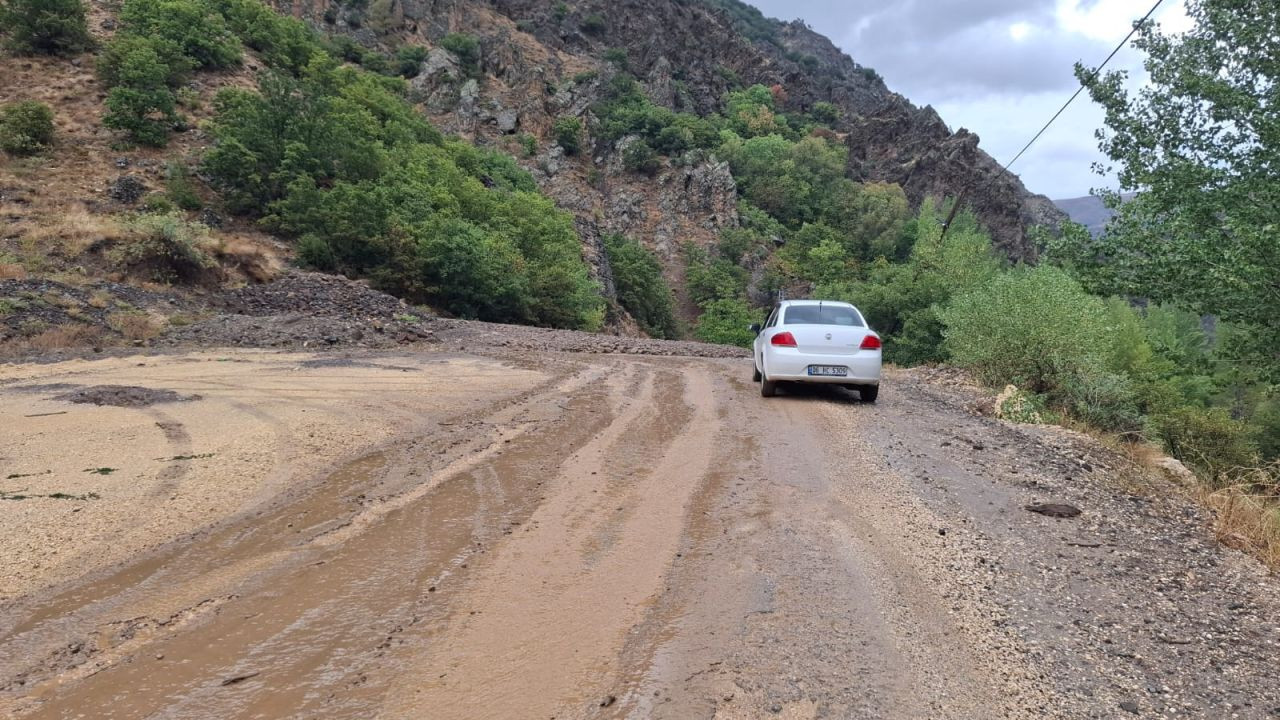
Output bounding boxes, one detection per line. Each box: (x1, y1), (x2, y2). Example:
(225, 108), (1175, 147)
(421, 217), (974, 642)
(1054, 193), (1137, 236)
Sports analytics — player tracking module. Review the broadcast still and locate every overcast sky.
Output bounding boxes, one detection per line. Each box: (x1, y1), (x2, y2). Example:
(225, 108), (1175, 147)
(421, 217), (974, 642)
(746, 0), (1193, 199)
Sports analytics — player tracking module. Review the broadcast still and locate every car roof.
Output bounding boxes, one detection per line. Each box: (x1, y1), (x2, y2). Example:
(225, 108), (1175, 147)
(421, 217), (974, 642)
(778, 299), (856, 307)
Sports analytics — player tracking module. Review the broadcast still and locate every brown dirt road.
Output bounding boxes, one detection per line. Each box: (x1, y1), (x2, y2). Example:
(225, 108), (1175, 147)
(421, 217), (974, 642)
(1, 344), (1278, 719)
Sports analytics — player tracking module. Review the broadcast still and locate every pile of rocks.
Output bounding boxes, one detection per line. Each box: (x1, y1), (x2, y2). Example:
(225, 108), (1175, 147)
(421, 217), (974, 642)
(211, 271), (414, 318)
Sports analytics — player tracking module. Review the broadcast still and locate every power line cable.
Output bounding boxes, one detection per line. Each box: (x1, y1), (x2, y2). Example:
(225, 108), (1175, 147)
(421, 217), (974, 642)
(939, 0), (1166, 237)
(1000, 0), (1166, 174)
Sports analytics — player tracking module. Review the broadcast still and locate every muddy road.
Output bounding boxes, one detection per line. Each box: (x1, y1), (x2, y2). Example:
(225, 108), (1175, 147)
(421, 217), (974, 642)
(2, 347), (1278, 719)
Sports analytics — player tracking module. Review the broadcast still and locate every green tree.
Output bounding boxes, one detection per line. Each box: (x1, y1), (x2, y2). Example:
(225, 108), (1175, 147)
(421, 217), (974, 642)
(622, 139), (659, 175)
(724, 84), (787, 137)
(695, 298), (758, 347)
(604, 234), (678, 339)
(1061, 0), (1280, 382)
(102, 40), (182, 146)
(820, 201), (1001, 366)
(0, 0), (92, 55)
(119, 0), (242, 69)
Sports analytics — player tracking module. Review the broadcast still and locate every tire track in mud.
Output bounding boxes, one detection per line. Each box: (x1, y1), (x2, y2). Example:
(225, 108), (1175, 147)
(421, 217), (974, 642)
(0, 360), (614, 718)
(378, 362), (721, 719)
(606, 375), (1030, 720)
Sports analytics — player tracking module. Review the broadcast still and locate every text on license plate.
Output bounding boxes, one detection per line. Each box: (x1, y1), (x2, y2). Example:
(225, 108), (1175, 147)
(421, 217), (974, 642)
(807, 365), (848, 377)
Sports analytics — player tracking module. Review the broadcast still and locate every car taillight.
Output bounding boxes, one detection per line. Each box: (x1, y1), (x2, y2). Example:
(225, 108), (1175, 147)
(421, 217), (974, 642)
(771, 331), (797, 347)
(860, 334), (882, 350)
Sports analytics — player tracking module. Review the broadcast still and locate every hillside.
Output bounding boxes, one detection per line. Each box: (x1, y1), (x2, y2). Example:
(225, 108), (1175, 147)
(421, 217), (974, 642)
(1, 0), (1066, 353)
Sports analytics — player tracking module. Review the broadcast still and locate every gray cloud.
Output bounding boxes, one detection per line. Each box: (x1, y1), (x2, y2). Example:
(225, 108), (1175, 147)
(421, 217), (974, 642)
(745, 0), (1133, 197)
(754, 0), (1109, 101)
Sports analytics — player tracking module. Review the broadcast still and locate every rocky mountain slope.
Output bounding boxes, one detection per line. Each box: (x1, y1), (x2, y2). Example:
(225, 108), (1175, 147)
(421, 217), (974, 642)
(277, 0), (1065, 273)
(2, 0), (1066, 352)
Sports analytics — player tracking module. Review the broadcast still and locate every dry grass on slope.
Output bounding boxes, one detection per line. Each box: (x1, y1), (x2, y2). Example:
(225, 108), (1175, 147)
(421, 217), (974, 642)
(0, 15), (281, 288)
(1118, 442), (1280, 573)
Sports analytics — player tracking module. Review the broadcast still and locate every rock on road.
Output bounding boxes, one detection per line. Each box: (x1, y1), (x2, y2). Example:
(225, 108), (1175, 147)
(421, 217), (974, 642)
(1, 344), (1277, 719)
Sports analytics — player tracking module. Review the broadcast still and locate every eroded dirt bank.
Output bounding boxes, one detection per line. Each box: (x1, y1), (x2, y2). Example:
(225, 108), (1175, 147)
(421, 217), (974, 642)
(1, 344), (1277, 719)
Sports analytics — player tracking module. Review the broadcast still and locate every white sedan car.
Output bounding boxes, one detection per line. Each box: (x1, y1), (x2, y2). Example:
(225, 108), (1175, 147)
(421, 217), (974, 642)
(750, 300), (882, 402)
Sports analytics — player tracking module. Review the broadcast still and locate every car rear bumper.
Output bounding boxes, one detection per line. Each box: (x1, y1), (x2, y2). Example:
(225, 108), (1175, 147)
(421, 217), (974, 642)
(763, 349), (881, 384)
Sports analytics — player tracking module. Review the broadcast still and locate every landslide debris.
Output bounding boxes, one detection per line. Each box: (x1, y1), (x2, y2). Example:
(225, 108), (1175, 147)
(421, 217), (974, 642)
(54, 385), (200, 407)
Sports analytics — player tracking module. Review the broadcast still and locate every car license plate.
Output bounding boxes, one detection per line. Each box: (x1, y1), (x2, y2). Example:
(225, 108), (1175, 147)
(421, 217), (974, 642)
(807, 365), (847, 377)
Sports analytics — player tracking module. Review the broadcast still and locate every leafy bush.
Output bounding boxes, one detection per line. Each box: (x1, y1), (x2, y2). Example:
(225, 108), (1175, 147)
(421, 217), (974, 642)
(580, 14), (605, 34)
(0, 100), (54, 156)
(110, 213), (215, 283)
(393, 44), (428, 78)
(810, 101), (840, 125)
(0, 0), (92, 55)
(604, 234), (677, 339)
(939, 265), (1114, 399)
(724, 84), (788, 138)
(1065, 368), (1142, 432)
(98, 34), (192, 89)
(684, 242), (749, 305)
(518, 132), (537, 156)
(553, 116), (582, 155)
(602, 47), (628, 68)
(164, 161), (203, 210)
(695, 298), (757, 347)
(622, 139), (659, 175)
(440, 33), (480, 77)
(1150, 405), (1258, 482)
(717, 132), (847, 225)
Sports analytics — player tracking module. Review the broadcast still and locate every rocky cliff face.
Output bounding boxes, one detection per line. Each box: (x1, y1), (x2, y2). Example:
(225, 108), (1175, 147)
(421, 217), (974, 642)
(277, 0), (1065, 294)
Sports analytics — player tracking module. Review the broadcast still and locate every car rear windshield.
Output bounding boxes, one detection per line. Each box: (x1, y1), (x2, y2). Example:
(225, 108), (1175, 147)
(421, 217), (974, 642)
(783, 305), (864, 326)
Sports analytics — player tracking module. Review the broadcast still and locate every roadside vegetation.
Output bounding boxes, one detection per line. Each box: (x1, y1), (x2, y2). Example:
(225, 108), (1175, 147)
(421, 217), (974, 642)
(669, 0), (1277, 566)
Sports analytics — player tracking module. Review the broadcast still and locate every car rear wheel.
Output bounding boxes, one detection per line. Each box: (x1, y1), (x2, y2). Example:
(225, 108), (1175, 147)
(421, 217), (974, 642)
(760, 374), (777, 397)
(859, 385), (879, 403)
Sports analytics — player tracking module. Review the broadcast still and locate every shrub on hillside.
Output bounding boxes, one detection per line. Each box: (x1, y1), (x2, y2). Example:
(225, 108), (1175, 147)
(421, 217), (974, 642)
(440, 32), (480, 77)
(684, 242), (748, 305)
(553, 116), (582, 155)
(209, 0), (319, 73)
(164, 161), (203, 210)
(580, 14), (605, 34)
(0, 0), (92, 55)
(110, 213), (215, 283)
(101, 39), (183, 146)
(394, 45), (428, 78)
(1150, 405), (1258, 483)
(622, 139), (660, 176)
(203, 62), (602, 329)
(810, 101), (841, 125)
(939, 265), (1114, 399)
(0, 100), (54, 156)
(604, 234), (678, 339)
(98, 34), (193, 88)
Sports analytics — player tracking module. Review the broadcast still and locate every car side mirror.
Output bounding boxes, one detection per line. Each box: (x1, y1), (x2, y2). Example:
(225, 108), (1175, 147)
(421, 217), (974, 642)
(748, 323), (762, 335)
